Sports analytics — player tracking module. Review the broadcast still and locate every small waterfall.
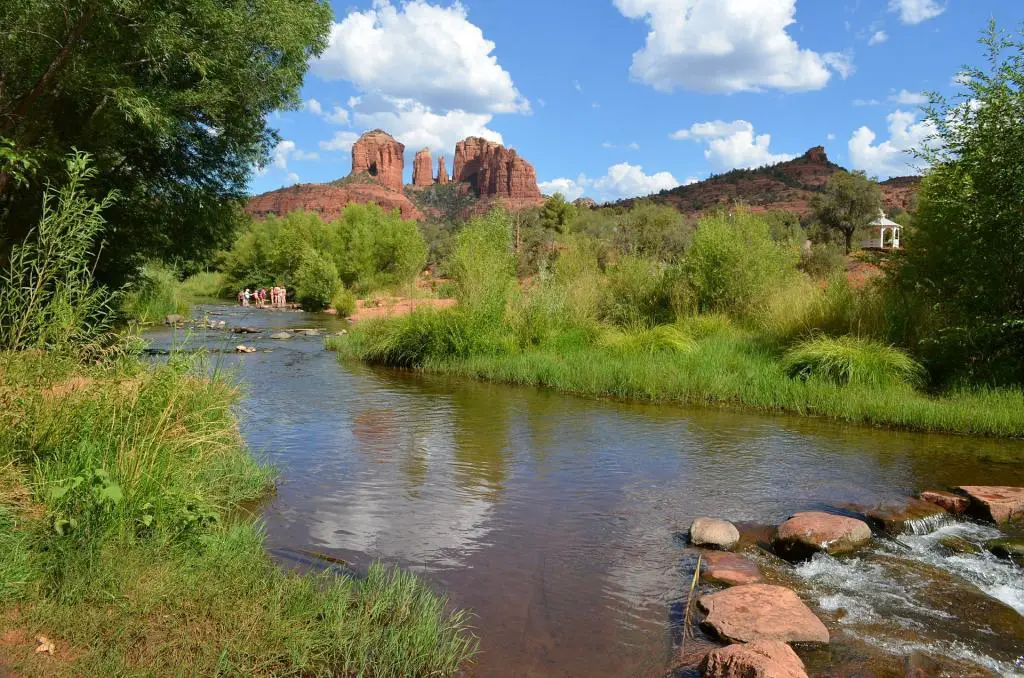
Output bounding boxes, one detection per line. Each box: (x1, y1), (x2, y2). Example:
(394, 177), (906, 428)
(903, 511), (953, 536)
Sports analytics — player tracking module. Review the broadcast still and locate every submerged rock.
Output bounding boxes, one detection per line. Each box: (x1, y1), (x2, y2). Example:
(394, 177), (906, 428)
(270, 332), (292, 340)
(701, 639), (807, 678)
(701, 551), (762, 586)
(860, 498), (949, 536)
(774, 512), (872, 561)
(918, 490), (969, 515)
(985, 538), (1024, 566)
(235, 345), (257, 354)
(690, 517), (740, 551)
(937, 535), (982, 556)
(164, 314), (185, 326)
(698, 584), (830, 645)
(958, 486), (1024, 523)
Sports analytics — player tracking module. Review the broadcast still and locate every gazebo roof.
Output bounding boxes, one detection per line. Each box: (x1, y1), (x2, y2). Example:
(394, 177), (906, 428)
(869, 209), (900, 228)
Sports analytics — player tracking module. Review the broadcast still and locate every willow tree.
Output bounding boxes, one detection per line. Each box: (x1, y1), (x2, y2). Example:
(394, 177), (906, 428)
(0, 0), (332, 284)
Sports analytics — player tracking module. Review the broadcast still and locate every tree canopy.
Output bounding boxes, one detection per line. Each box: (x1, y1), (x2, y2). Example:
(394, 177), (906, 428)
(813, 171), (882, 253)
(0, 0), (333, 284)
(894, 22), (1024, 383)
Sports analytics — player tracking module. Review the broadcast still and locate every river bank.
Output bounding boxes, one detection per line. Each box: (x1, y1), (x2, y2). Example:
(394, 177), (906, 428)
(0, 349), (476, 675)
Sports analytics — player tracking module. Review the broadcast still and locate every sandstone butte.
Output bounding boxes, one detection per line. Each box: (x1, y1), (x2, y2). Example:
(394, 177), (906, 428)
(436, 154), (450, 184)
(454, 136), (543, 209)
(351, 129), (405, 192)
(412, 148), (434, 187)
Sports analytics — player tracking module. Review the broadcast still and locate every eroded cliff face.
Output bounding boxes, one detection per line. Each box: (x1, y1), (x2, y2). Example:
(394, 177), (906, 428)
(246, 183), (422, 222)
(351, 130), (405, 192)
(453, 137), (542, 203)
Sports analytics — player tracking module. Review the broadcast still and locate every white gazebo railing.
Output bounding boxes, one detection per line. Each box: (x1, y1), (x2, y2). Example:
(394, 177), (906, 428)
(863, 209), (901, 250)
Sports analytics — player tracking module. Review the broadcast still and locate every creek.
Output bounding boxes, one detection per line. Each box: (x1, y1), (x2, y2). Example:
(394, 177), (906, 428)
(146, 304), (1024, 677)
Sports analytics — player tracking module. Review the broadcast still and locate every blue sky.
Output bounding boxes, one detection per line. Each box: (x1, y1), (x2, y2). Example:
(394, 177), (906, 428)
(253, 0), (1024, 202)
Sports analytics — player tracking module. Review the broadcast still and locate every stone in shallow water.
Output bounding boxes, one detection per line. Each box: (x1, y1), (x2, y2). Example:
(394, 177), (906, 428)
(861, 498), (949, 536)
(270, 332), (292, 340)
(701, 551), (762, 586)
(701, 639), (807, 678)
(985, 538), (1024, 566)
(698, 584), (830, 645)
(937, 535), (982, 555)
(919, 490), (969, 515)
(774, 512), (872, 561)
(958, 486), (1024, 523)
(690, 517), (740, 551)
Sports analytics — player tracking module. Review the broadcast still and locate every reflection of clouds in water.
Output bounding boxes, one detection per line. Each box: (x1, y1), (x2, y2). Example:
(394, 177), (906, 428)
(307, 404), (496, 569)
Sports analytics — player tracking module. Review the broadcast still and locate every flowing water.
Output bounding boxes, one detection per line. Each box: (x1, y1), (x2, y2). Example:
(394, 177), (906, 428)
(147, 304), (1024, 677)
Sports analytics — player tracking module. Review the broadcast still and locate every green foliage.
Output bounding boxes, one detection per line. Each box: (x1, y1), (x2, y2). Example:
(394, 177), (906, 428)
(799, 242), (846, 279)
(782, 334), (925, 389)
(408, 183), (478, 223)
(332, 287), (358, 317)
(617, 201), (692, 262)
(121, 261), (190, 325)
(0, 352), (477, 675)
(0, 152), (120, 357)
(683, 210), (799, 315)
(0, 0), (333, 286)
(598, 324), (696, 356)
(294, 249), (341, 312)
(448, 210), (516, 322)
(813, 171), (882, 253)
(539, 193), (578, 233)
(602, 256), (680, 326)
(893, 22), (1024, 384)
(223, 205), (427, 298)
(179, 271), (229, 299)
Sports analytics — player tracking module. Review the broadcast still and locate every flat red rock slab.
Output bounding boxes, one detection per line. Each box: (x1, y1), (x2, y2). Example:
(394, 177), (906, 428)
(861, 498), (949, 535)
(774, 512), (872, 560)
(702, 639), (808, 678)
(701, 551), (763, 586)
(918, 490), (969, 515)
(698, 584), (830, 645)
(958, 486), (1024, 523)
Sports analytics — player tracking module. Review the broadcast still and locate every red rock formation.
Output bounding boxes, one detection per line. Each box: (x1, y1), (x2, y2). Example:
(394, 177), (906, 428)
(453, 137), (542, 204)
(436, 154), (449, 184)
(412, 148), (433, 187)
(246, 182), (423, 222)
(351, 130), (405, 192)
(702, 640), (808, 678)
(698, 584), (830, 645)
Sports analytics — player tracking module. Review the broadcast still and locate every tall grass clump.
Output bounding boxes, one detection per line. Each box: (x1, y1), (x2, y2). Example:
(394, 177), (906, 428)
(782, 334), (925, 388)
(0, 152), (119, 355)
(598, 324), (696, 356)
(121, 261), (190, 324)
(179, 270), (229, 299)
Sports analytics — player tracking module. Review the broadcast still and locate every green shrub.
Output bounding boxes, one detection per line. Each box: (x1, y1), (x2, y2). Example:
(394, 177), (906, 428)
(782, 334), (925, 388)
(598, 324), (696, 356)
(180, 271), (229, 299)
(683, 210), (799, 315)
(799, 243), (846, 280)
(448, 209), (516, 322)
(331, 287), (358, 317)
(122, 261), (189, 324)
(602, 256), (677, 326)
(293, 249), (341, 312)
(0, 152), (120, 356)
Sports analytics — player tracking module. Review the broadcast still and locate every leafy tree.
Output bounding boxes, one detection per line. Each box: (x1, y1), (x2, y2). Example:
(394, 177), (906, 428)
(895, 22), (1024, 383)
(0, 0), (333, 285)
(813, 171), (882, 253)
(539, 193), (578, 233)
(293, 249), (340, 312)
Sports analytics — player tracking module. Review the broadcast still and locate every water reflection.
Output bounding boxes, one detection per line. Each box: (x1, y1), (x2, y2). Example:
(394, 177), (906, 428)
(145, 305), (1024, 678)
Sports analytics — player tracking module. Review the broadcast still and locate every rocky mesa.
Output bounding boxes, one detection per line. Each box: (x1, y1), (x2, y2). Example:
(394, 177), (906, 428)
(246, 130), (544, 222)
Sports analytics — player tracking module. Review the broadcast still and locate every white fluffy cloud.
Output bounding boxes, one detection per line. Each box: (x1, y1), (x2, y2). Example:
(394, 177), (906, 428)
(671, 120), (794, 172)
(613, 0), (849, 93)
(271, 140), (319, 169)
(868, 30), (889, 46)
(541, 163), (680, 202)
(889, 0), (945, 25)
(349, 95), (502, 156)
(320, 131), (361, 153)
(890, 89), (928, 105)
(848, 109), (936, 178)
(306, 98), (350, 125)
(312, 0), (529, 115)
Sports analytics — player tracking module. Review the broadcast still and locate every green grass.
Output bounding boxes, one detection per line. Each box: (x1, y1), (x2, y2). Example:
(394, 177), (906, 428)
(180, 270), (230, 299)
(782, 334), (926, 389)
(0, 351), (477, 676)
(329, 315), (1024, 438)
(121, 261), (191, 325)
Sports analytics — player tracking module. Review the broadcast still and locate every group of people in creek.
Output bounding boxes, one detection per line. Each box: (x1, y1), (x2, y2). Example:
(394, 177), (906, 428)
(237, 286), (287, 309)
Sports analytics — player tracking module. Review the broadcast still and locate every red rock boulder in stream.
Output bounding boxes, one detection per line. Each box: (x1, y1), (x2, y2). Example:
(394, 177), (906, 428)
(773, 512), (872, 560)
(958, 486), (1024, 523)
(351, 130), (405, 192)
(702, 640), (808, 678)
(700, 551), (762, 586)
(698, 584), (830, 645)
(857, 498), (949, 536)
(412, 148), (434, 187)
(918, 490), (970, 515)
